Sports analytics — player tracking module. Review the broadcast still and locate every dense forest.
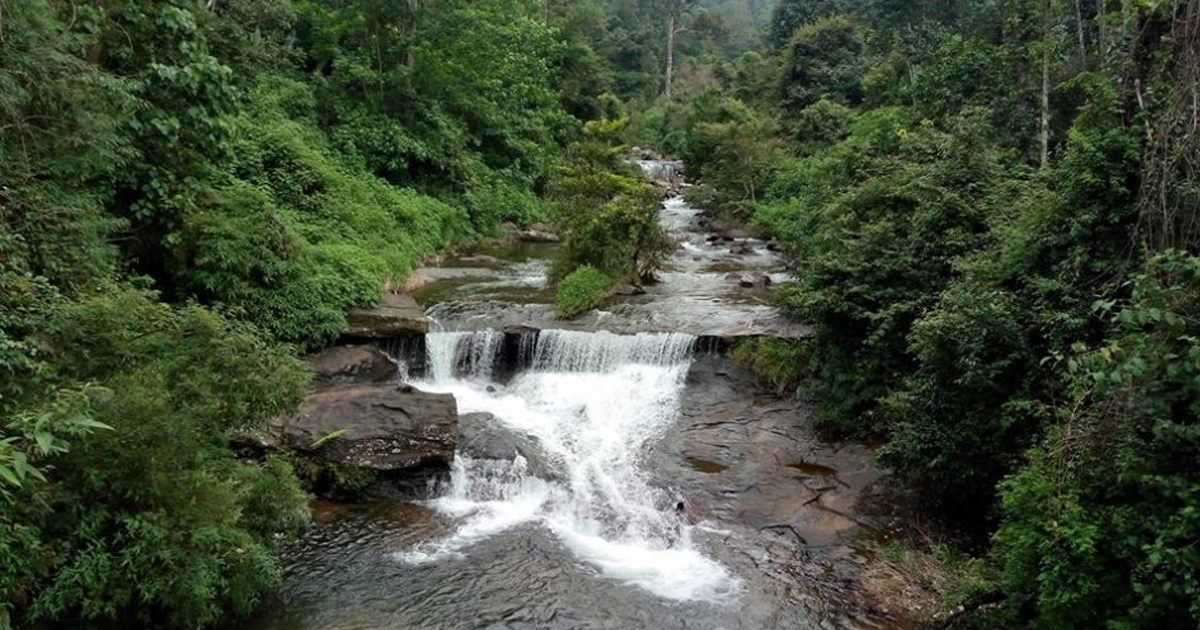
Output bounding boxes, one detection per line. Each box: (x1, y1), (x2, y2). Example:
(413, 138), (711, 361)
(2, 0), (1199, 628)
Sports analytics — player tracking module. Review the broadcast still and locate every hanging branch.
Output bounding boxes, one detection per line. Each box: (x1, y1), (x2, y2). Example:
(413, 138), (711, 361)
(1136, 0), (1200, 252)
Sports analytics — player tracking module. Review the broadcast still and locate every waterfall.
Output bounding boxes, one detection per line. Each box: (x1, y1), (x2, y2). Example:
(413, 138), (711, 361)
(401, 328), (739, 602)
(424, 330), (504, 382)
(526, 330), (695, 373)
(635, 159), (684, 183)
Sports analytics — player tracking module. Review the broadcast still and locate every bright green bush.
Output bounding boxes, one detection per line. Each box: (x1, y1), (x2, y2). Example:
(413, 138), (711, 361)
(173, 93), (471, 347)
(465, 168), (548, 230)
(729, 338), (809, 396)
(555, 266), (615, 318)
(549, 121), (674, 283)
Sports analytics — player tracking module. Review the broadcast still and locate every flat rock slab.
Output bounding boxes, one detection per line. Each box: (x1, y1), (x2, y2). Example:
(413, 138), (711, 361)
(345, 293), (429, 337)
(275, 383), (457, 472)
(651, 354), (883, 549)
(308, 345), (396, 386)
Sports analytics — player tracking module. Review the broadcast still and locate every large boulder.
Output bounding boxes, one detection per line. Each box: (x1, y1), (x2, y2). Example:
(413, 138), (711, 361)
(274, 383), (456, 472)
(345, 293), (429, 338)
(308, 345), (396, 386)
(458, 412), (557, 481)
(516, 223), (560, 243)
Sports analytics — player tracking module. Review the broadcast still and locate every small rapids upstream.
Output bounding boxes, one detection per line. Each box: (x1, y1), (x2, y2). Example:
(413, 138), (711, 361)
(402, 330), (739, 601)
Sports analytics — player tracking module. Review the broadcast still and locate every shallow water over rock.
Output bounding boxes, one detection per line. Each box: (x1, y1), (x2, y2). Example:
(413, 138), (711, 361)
(413, 196), (809, 339)
(233, 170), (908, 630)
(234, 337), (892, 630)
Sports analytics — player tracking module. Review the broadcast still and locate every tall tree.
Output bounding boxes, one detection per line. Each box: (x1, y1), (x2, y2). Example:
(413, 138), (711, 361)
(767, 0), (854, 48)
(663, 0), (696, 98)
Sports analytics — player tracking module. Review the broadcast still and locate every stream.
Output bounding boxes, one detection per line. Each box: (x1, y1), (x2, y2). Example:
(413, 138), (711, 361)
(233, 166), (903, 630)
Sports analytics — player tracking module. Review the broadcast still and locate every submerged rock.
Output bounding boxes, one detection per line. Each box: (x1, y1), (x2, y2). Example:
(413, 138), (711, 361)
(345, 293), (429, 338)
(458, 412), (558, 481)
(611, 282), (647, 296)
(729, 242), (755, 256)
(274, 383), (457, 473)
(724, 273), (772, 288)
(308, 345), (396, 386)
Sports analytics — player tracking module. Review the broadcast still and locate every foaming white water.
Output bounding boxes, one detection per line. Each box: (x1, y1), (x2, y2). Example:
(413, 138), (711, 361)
(425, 330), (503, 382)
(661, 196), (700, 232)
(397, 329), (740, 602)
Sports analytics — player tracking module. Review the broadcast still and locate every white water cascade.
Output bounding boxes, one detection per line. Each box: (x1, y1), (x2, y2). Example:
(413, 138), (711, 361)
(396, 329), (740, 602)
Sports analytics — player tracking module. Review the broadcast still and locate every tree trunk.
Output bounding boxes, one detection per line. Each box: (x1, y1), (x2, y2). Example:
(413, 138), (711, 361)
(407, 0), (419, 68)
(664, 4), (677, 99)
(1074, 0), (1086, 52)
(1040, 0), (1052, 169)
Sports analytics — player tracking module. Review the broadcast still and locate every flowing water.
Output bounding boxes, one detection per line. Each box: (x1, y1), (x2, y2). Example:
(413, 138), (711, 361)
(234, 163), (899, 630)
(235, 332), (806, 630)
(402, 330), (739, 603)
(416, 195), (807, 338)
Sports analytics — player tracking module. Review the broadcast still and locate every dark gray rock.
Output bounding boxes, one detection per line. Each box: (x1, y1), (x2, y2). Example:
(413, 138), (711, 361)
(274, 383), (456, 472)
(729, 242), (755, 256)
(458, 412), (557, 480)
(308, 345), (396, 385)
(612, 283), (647, 296)
(345, 293), (429, 338)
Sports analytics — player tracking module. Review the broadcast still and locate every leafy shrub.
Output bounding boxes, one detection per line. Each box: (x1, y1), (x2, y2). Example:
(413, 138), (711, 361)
(788, 98), (855, 153)
(4, 288), (310, 629)
(555, 265), (615, 318)
(173, 96), (471, 347)
(757, 108), (1003, 437)
(879, 88), (1140, 514)
(549, 122), (674, 283)
(778, 16), (867, 124)
(465, 168), (547, 230)
(729, 338), (809, 396)
(994, 251), (1200, 629)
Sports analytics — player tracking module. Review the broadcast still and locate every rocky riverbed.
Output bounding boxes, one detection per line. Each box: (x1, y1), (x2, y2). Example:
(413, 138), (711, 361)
(232, 168), (925, 630)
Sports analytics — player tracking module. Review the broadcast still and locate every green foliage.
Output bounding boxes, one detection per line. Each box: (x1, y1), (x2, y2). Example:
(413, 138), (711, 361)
(995, 251), (1200, 629)
(788, 98), (855, 153)
(879, 86), (1141, 513)
(176, 90), (470, 346)
(759, 108), (1004, 437)
(688, 97), (783, 205)
(767, 0), (858, 49)
(2, 289), (310, 629)
(778, 16), (867, 129)
(549, 120), (674, 283)
(729, 338), (809, 396)
(555, 266), (617, 319)
(465, 169), (547, 230)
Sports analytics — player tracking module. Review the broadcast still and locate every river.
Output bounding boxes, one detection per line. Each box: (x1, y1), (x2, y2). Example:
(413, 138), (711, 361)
(232, 167), (905, 630)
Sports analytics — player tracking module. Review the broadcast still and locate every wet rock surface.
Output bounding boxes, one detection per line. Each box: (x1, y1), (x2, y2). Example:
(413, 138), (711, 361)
(656, 355), (883, 548)
(345, 293), (429, 337)
(457, 411), (558, 481)
(307, 345), (397, 386)
(644, 354), (888, 626)
(273, 383), (457, 472)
